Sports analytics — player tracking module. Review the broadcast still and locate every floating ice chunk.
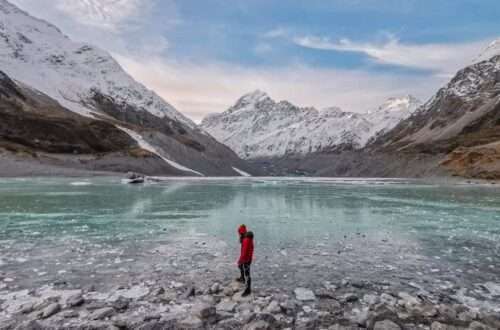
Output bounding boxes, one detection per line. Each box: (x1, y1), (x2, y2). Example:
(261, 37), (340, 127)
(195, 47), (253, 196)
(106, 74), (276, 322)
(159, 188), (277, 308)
(482, 282), (500, 296)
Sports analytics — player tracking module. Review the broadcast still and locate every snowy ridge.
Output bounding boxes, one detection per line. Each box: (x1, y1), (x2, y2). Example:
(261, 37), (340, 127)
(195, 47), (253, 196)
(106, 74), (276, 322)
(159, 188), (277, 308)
(201, 91), (421, 159)
(0, 0), (195, 128)
(474, 38), (500, 64)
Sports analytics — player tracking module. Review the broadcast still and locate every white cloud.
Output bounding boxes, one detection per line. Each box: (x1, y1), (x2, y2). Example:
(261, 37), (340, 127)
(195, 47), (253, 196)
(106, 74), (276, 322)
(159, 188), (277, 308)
(52, 0), (150, 31)
(263, 27), (288, 39)
(293, 33), (491, 76)
(114, 53), (447, 123)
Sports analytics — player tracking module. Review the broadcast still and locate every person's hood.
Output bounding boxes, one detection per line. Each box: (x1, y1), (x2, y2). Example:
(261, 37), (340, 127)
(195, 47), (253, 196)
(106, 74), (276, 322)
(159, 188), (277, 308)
(238, 224), (247, 235)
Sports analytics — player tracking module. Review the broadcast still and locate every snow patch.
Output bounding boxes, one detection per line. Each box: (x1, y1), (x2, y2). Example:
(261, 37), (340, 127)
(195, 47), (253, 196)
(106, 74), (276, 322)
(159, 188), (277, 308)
(117, 126), (204, 177)
(232, 167), (251, 177)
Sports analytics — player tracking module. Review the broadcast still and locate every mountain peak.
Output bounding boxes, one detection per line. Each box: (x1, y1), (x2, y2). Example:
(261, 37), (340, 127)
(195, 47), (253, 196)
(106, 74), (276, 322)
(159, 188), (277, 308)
(474, 38), (500, 64)
(373, 95), (422, 114)
(239, 89), (270, 103)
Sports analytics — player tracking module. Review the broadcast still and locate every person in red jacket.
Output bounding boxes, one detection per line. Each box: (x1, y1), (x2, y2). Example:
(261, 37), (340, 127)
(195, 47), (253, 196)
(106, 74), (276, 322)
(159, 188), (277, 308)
(236, 224), (253, 296)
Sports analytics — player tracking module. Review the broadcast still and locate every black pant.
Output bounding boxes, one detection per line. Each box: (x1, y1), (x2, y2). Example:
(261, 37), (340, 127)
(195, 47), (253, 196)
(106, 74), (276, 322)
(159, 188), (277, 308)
(239, 263), (251, 291)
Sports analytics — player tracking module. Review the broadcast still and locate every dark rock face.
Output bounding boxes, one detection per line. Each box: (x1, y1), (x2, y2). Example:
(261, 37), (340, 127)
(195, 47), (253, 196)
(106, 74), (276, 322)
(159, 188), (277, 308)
(0, 71), (135, 154)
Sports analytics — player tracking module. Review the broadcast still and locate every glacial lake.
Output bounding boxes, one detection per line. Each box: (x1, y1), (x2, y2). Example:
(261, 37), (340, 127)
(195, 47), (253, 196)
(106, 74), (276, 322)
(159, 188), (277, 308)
(1, 177), (500, 308)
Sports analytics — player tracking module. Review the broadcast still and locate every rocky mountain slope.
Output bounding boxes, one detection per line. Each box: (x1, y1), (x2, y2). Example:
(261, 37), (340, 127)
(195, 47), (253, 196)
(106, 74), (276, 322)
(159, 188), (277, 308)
(372, 43), (500, 179)
(0, 0), (251, 176)
(261, 39), (500, 179)
(201, 91), (421, 159)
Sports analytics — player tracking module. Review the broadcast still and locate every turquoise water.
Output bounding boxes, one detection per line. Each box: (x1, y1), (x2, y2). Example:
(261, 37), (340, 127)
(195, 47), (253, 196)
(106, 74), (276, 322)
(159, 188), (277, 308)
(1, 177), (500, 294)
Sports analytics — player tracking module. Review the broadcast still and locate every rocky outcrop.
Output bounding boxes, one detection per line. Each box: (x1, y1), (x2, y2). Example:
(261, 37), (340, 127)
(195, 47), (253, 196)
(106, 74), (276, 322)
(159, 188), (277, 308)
(441, 142), (500, 180)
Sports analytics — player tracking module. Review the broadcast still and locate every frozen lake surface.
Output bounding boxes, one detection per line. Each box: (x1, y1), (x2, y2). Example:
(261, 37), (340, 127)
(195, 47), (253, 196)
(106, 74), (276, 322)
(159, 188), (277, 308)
(1, 177), (500, 312)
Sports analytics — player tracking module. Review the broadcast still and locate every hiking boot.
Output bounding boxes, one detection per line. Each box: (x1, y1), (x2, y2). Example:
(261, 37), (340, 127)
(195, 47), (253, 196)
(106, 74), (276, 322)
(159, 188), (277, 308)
(235, 277), (245, 283)
(241, 287), (251, 297)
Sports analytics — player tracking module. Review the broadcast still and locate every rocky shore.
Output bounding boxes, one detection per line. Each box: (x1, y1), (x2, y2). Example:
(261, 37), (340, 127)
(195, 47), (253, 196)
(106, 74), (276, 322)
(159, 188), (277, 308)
(2, 274), (500, 330)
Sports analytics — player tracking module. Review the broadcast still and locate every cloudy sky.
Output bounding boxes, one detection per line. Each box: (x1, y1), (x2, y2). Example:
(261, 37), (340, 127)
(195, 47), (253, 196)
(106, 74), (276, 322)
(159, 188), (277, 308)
(10, 0), (500, 122)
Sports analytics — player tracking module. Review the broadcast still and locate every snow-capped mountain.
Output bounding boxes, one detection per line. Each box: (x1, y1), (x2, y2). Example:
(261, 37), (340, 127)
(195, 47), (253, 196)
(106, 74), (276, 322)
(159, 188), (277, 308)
(0, 0), (192, 127)
(200, 91), (421, 159)
(473, 38), (500, 64)
(0, 0), (251, 176)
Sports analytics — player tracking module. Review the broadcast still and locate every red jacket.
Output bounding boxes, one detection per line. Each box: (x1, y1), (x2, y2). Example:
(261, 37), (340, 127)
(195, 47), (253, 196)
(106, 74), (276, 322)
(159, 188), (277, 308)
(238, 231), (254, 265)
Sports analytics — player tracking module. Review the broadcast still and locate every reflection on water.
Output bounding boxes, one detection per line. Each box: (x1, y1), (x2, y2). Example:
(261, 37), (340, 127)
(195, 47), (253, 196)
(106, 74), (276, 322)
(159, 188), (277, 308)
(0, 177), (499, 293)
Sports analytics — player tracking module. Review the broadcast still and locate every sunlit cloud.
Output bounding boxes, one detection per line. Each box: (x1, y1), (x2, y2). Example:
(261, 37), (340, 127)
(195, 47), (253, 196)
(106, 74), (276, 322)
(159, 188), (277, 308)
(293, 33), (491, 76)
(39, 0), (151, 31)
(114, 53), (446, 123)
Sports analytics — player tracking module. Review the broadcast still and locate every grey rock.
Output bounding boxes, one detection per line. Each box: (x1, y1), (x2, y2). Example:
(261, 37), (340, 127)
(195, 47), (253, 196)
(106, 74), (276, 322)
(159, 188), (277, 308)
(315, 288), (335, 299)
(217, 300), (237, 313)
(14, 320), (44, 330)
(362, 294), (379, 305)
(468, 321), (494, 330)
(89, 307), (115, 320)
(348, 307), (370, 326)
(210, 282), (221, 294)
(111, 296), (130, 311)
(295, 316), (319, 330)
(223, 286), (235, 296)
(183, 285), (196, 299)
(242, 320), (270, 330)
(150, 287), (165, 296)
(380, 293), (397, 306)
(40, 303), (61, 319)
(192, 301), (216, 319)
(398, 292), (421, 307)
(264, 300), (281, 314)
(61, 310), (79, 318)
(66, 293), (84, 307)
(374, 320), (401, 330)
(279, 300), (298, 315)
(439, 305), (458, 321)
(341, 293), (359, 303)
(328, 325), (362, 330)
(294, 288), (316, 301)
(431, 322), (463, 330)
(177, 316), (203, 329)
